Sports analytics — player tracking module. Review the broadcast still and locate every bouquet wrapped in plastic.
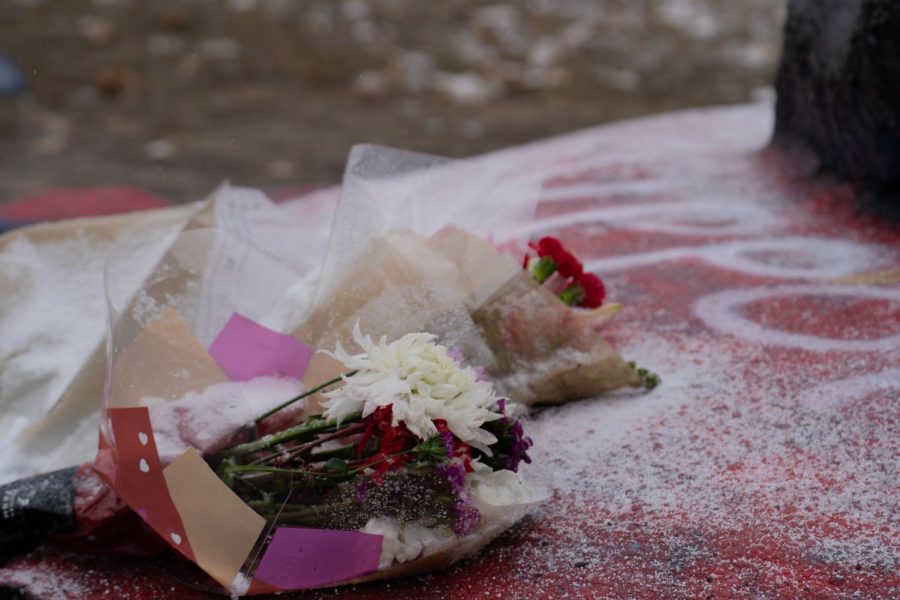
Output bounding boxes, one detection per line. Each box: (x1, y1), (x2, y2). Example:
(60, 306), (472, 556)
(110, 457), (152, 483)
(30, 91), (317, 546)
(2, 146), (656, 594)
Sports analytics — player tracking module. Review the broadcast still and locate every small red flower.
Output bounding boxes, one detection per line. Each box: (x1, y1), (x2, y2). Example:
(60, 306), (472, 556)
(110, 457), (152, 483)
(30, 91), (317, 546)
(527, 237), (600, 305)
(555, 250), (583, 279)
(358, 405), (414, 475)
(536, 237), (565, 258)
(578, 273), (606, 308)
(534, 237), (584, 278)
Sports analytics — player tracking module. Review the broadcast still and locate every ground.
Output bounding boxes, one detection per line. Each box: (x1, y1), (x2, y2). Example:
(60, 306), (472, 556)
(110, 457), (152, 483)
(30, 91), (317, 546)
(1, 103), (898, 600)
(0, 0), (783, 201)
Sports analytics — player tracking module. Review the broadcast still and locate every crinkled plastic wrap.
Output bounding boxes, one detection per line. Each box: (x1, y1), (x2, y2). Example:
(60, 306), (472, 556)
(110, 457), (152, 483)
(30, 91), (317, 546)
(95, 192), (322, 594)
(296, 145), (640, 407)
(0, 203), (197, 483)
(93, 148), (547, 595)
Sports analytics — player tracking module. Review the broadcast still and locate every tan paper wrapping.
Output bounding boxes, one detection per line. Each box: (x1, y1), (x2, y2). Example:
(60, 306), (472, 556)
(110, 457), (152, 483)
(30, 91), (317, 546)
(163, 448), (267, 589)
(296, 226), (638, 406)
(107, 308), (229, 409)
(298, 352), (348, 417)
(293, 229), (494, 372)
(426, 226), (523, 309)
(471, 271), (640, 404)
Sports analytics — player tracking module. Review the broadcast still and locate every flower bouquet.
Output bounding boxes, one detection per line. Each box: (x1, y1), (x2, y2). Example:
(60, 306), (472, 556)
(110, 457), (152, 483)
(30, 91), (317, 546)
(215, 326), (534, 586)
(94, 234), (541, 593)
(0, 145), (657, 594)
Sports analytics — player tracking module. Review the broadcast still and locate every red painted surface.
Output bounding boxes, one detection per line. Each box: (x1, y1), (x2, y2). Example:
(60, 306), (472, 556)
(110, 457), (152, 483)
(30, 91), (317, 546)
(0, 186), (169, 223)
(0, 104), (898, 599)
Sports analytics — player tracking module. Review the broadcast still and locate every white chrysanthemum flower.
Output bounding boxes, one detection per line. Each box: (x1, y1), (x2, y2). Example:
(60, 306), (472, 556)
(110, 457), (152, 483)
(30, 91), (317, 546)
(321, 323), (501, 449)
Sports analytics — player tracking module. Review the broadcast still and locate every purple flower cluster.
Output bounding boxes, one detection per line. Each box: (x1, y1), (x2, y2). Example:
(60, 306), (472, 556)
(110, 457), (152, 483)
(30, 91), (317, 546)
(503, 418), (533, 472)
(453, 497), (481, 536)
(354, 477), (374, 502)
(496, 399), (533, 472)
(438, 428), (455, 456)
(438, 462), (481, 536)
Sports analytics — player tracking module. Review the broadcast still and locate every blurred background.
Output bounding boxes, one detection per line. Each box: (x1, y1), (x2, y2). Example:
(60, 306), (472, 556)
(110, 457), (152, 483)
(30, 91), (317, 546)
(0, 0), (785, 203)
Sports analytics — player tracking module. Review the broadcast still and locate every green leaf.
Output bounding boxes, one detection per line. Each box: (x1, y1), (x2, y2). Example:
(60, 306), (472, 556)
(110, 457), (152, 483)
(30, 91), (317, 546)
(322, 458), (349, 475)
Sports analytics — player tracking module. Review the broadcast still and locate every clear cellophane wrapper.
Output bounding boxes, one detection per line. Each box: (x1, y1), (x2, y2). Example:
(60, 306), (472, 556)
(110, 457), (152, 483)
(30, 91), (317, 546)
(93, 145), (634, 594)
(297, 145), (639, 407)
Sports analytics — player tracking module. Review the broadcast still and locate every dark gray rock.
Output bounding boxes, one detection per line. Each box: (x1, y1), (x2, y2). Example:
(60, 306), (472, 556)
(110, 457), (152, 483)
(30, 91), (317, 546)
(1, 467), (77, 563)
(774, 0), (900, 219)
(0, 52), (25, 98)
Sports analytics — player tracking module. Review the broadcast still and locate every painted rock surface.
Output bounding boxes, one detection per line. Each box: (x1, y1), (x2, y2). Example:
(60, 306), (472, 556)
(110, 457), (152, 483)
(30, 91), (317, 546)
(1, 102), (898, 599)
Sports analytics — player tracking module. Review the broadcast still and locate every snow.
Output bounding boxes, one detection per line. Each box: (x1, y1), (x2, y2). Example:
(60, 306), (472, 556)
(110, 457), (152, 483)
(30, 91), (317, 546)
(0, 210), (186, 483)
(0, 562), (86, 598)
(0, 234), (108, 434)
(1, 101), (898, 597)
(142, 376), (304, 463)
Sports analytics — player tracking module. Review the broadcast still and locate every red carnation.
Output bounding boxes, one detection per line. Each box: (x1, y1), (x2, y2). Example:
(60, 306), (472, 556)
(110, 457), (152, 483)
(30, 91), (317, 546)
(536, 237), (565, 258)
(578, 273), (606, 308)
(358, 405), (414, 475)
(536, 237), (583, 278)
(555, 250), (583, 279)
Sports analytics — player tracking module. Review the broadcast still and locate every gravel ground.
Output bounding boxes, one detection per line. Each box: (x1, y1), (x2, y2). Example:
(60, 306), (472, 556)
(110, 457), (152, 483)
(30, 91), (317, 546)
(0, 0), (785, 202)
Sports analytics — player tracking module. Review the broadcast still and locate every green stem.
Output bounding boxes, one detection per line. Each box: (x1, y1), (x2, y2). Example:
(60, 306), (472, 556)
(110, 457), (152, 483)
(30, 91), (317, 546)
(531, 256), (557, 284)
(256, 423), (365, 467)
(627, 361), (662, 389)
(288, 424), (365, 460)
(255, 371), (357, 425)
(223, 464), (324, 476)
(559, 284), (585, 306)
(308, 443), (359, 462)
(221, 411), (362, 458)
